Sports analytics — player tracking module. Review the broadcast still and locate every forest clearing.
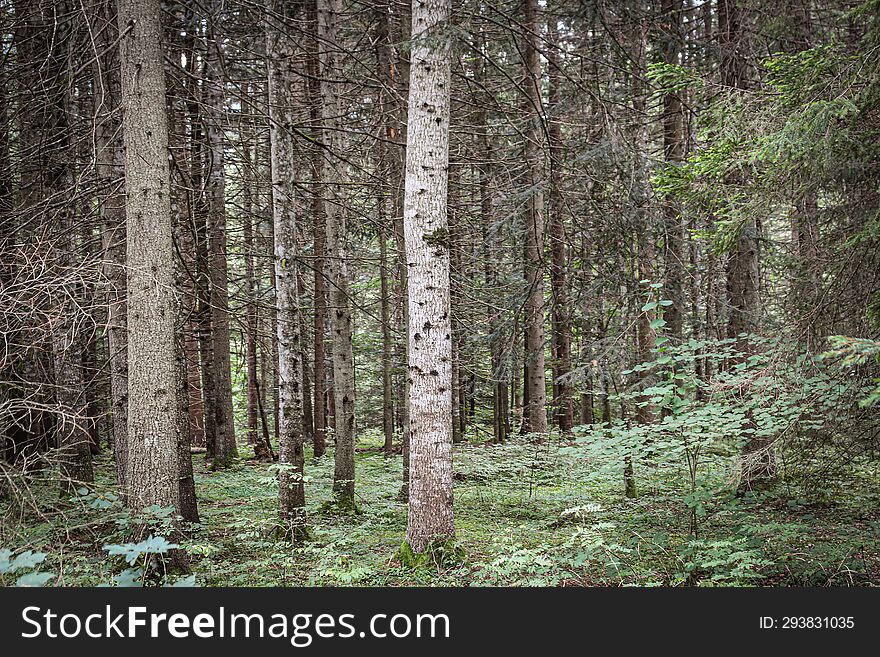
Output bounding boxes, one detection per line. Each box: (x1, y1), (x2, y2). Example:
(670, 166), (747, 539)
(1, 0), (880, 590)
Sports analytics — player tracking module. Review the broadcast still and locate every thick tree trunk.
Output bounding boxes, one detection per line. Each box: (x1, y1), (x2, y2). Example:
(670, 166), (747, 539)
(403, 0), (455, 554)
(117, 0), (183, 527)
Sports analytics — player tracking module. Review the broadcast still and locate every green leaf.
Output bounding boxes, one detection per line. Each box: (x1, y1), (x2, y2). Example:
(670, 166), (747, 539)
(16, 572), (54, 587)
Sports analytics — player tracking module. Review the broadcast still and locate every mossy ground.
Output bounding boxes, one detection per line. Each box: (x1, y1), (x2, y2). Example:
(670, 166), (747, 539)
(3, 428), (879, 586)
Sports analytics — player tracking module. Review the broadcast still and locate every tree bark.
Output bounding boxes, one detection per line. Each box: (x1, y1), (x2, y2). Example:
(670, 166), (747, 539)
(661, 0), (685, 340)
(305, 0), (327, 459)
(718, 0), (774, 487)
(404, 0), (455, 554)
(241, 103), (262, 455)
(117, 0), (183, 524)
(317, 0), (357, 507)
(520, 0), (548, 435)
(94, 0), (128, 494)
(266, 0), (307, 539)
(205, 6), (237, 467)
(547, 18), (573, 434)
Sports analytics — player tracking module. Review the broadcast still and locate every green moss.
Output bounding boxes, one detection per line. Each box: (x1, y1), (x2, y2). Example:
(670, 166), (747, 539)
(397, 538), (466, 569)
(321, 491), (361, 515)
(625, 479), (638, 498)
(422, 227), (450, 249)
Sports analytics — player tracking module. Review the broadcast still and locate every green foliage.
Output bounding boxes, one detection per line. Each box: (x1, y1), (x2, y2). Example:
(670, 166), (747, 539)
(398, 539), (466, 570)
(0, 549), (54, 586)
(822, 335), (880, 406)
(3, 389), (878, 587)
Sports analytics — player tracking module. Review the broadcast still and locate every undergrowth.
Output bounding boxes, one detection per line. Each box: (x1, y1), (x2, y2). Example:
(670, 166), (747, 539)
(2, 425), (878, 587)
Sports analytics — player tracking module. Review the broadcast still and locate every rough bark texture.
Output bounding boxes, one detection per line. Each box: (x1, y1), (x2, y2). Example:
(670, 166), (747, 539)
(661, 0), (685, 340)
(117, 0), (182, 516)
(241, 112), (261, 454)
(168, 55), (200, 525)
(376, 5), (396, 456)
(205, 10), (237, 467)
(547, 19), (573, 434)
(633, 17), (656, 428)
(404, 0), (455, 554)
(305, 0), (327, 459)
(95, 0), (128, 492)
(521, 0), (548, 435)
(317, 0), (357, 507)
(266, 0), (306, 538)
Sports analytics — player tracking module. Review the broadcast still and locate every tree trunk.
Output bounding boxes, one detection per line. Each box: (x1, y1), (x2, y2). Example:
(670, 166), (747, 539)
(50, 4), (93, 493)
(241, 104), (262, 456)
(94, 0), (128, 493)
(403, 0), (455, 555)
(547, 19), (573, 434)
(661, 0), (685, 340)
(305, 0), (327, 459)
(117, 0), (184, 530)
(718, 0), (774, 487)
(521, 0), (548, 436)
(266, 0), (307, 539)
(205, 8), (237, 467)
(317, 0), (357, 508)
(376, 2), (396, 457)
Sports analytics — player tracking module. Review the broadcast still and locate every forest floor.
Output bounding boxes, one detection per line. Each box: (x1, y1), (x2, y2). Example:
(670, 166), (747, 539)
(3, 429), (880, 586)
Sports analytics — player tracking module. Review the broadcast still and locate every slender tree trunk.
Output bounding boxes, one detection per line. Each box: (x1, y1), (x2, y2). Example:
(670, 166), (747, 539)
(403, 0), (455, 555)
(380, 222), (395, 455)
(449, 163), (463, 445)
(266, 0), (306, 539)
(241, 105), (262, 456)
(205, 8), (237, 467)
(305, 0), (327, 459)
(376, 2), (396, 457)
(547, 19), (573, 434)
(662, 0), (685, 340)
(521, 0), (548, 436)
(185, 25), (218, 463)
(317, 0), (357, 508)
(51, 5), (93, 492)
(94, 0), (128, 493)
(630, 16), (654, 498)
(718, 0), (774, 487)
(633, 16), (656, 423)
(393, 2), (412, 498)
